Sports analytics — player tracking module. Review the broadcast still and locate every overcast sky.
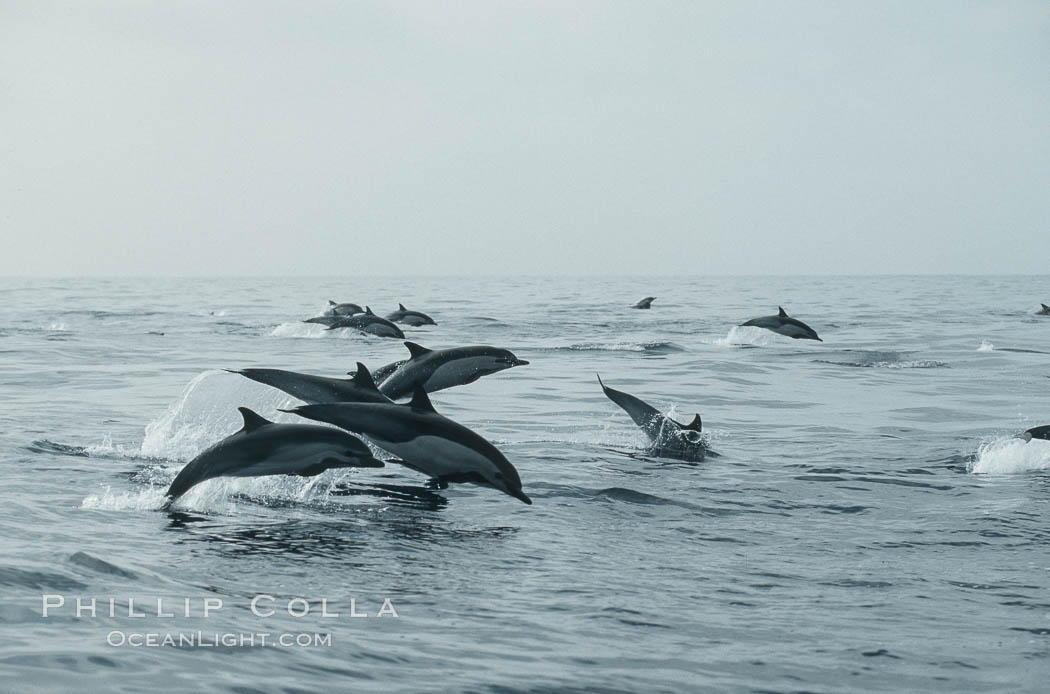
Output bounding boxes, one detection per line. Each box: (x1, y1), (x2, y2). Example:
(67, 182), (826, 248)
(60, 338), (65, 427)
(2, 1), (1048, 276)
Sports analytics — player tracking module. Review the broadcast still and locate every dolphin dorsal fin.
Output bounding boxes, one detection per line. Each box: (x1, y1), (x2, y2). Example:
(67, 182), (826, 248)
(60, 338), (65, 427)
(778, 306), (788, 317)
(399, 303), (407, 311)
(329, 299), (338, 306)
(365, 306), (374, 315)
(409, 386), (437, 413)
(350, 362), (381, 392)
(404, 341), (432, 359)
(237, 407), (272, 432)
(1043, 304), (1049, 311)
(684, 414), (702, 432)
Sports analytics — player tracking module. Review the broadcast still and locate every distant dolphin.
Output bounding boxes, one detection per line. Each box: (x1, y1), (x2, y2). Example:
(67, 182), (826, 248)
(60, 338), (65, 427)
(1037, 304), (1050, 316)
(376, 342), (529, 400)
(162, 407), (383, 509)
(385, 304), (437, 326)
(326, 300), (364, 316)
(283, 387), (531, 504)
(740, 306), (822, 341)
(632, 297), (656, 309)
(1021, 424), (1050, 442)
(327, 307), (406, 339)
(597, 375), (709, 461)
(227, 366), (393, 405)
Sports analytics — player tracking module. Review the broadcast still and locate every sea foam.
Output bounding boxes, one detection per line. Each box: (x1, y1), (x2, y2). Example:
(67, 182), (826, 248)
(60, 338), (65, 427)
(970, 436), (1050, 474)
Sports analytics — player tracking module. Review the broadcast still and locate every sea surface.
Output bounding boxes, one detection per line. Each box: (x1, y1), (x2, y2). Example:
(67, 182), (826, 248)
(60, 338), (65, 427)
(1, 275), (1048, 693)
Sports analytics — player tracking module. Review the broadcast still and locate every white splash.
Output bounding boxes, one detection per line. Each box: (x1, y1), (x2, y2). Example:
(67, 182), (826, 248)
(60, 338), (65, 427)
(713, 325), (774, 347)
(270, 322), (330, 338)
(140, 370), (298, 461)
(970, 437), (1050, 474)
(977, 341), (995, 352)
(82, 485), (170, 511)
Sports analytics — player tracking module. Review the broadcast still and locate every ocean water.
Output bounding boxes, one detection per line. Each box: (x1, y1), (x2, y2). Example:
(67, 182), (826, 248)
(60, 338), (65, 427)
(1, 275), (1048, 693)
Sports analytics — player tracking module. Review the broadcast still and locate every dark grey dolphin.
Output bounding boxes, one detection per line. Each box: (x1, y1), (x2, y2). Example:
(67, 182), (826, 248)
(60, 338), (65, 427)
(740, 306), (822, 341)
(227, 366), (393, 405)
(327, 307), (406, 339)
(283, 387), (531, 504)
(597, 375), (708, 461)
(1021, 424), (1050, 442)
(385, 304), (437, 326)
(376, 342), (529, 400)
(326, 300), (364, 316)
(1037, 304), (1050, 316)
(162, 407), (383, 509)
(632, 296), (656, 309)
(303, 315), (342, 327)
(369, 360), (408, 384)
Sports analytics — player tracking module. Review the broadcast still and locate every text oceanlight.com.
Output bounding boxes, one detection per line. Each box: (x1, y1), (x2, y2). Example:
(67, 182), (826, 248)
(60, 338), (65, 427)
(106, 631), (333, 648)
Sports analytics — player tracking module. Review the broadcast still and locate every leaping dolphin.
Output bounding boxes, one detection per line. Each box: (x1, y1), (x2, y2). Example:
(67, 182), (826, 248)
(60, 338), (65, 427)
(1021, 424), (1050, 442)
(227, 366), (393, 405)
(597, 375), (709, 461)
(327, 307), (406, 339)
(1037, 304), (1050, 316)
(162, 407), (383, 509)
(376, 342), (529, 400)
(326, 300), (364, 316)
(632, 297), (656, 309)
(283, 387), (531, 504)
(740, 306), (822, 341)
(385, 304), (437, 326)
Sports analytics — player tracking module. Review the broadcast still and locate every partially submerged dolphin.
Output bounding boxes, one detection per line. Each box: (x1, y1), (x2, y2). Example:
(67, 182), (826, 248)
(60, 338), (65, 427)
(377, 342), (529, 400)
(327, 307), (406, 339)
(227, 366), (393, 405)
(632, 297), (656, 309)
(162, 407), (383, 509)
(385, 304), (437, 326)
(740, 306), (822, 341)
(283, 388), (531, 504)
(597, 375), (709, 461)
(326, 300), (364, 316)
(1021, 424), (1050, 442)
(1037, 304), (1050, 316)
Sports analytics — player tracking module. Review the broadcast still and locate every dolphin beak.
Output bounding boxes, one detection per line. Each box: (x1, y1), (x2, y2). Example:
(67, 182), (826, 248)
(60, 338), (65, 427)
(510, 488), (532, 504)
(512, 358), (529, 367)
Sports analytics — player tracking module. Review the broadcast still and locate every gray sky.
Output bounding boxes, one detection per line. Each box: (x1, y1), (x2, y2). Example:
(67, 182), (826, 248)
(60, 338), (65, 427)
(2, 1), (1048, 276)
